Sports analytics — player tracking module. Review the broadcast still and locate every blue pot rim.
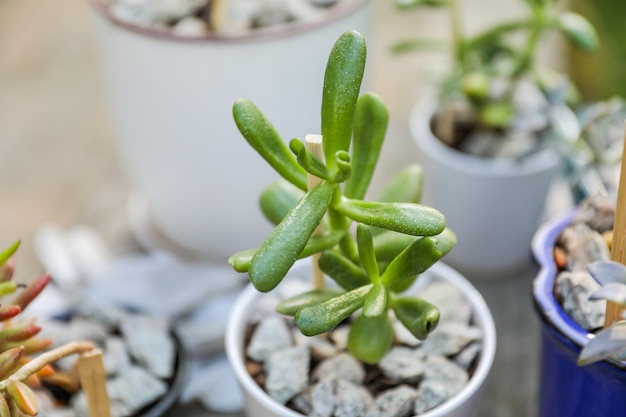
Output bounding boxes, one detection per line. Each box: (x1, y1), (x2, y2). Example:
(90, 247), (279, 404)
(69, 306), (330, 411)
(531, 209), (626, 371)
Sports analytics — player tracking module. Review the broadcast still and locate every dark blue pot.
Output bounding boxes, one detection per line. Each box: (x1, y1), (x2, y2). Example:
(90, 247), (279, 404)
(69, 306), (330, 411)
(532, 210), (626, 417)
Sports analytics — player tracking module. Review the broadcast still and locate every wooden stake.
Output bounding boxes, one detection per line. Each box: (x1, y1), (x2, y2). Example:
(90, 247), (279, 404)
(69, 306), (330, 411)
(305, 134), (325, 290)
(605, 122), (626, 328)
(77, 350), (112, 417)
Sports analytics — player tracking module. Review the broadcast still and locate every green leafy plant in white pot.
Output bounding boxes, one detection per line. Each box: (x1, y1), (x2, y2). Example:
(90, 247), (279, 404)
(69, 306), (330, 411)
(394, 0), (599, 280)
(225, 29), (496, 417)
(89, 0), (373, 260)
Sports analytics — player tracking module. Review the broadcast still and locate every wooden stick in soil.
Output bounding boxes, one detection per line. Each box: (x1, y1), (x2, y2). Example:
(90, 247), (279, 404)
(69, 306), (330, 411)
(605, 122), (626, 328)
(77, 349), (112, 417)
(305, 134), (325, 290)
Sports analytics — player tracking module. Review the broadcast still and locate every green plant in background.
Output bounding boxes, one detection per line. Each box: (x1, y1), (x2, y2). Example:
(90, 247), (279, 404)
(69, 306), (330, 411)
(0, 241), (94, 416)
(578, 261), (626, 366)
(229, 29), (457, 364)
(393, 0), (599, 153)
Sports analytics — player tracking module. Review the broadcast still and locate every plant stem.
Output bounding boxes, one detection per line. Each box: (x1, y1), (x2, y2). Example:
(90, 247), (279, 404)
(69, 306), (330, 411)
(448, 0), (465, 71)
(464, 19), (534, 51)
(306, 134), (325, 290)
(0, 341), (94, 390)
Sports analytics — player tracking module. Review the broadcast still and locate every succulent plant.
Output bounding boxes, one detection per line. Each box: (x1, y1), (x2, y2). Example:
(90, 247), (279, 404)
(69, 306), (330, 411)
(229, 29), (456, 364)
(0, 241), (94, 416)
(393, 0), (599, 158)
(578, 260), (626, 366)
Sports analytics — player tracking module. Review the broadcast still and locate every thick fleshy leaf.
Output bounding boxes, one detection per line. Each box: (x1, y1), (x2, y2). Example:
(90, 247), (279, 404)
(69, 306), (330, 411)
(295, 284), (372, 336)
(335, 200), (445, 236)
(0, 258), (15, 282)
(321, 30), (366, 171)
(381, 228), (457, 289)
(249, 181), (336, 292)
(0, 346), (25, 380)
(589, 283), (626, 306)
(290, 139), (334, 182)
(390, 38), (447, 54)
(318, 251), (370, 291)
(0, 282), (18, 298)
(347, 314), (394, 364)
(588, 261), (626, 286)
(392, 296), (440, 340)
(12, 275), (50, 312)
(233, 98), (307, 190)
(373, 231), (417, 262)
(344, 93), (389, 199)
(0, 392), (9, 417)
(0, 324), (41, 344)
(556, 12), (599, 52)
(578, 321), (626, 366)
(377, 165), (423, 204)
(259, 180), (305, 226)
(6, 380), (37, 416)
(362, 284), (387, 317)
(276, 288), (345, 316)
(0, 241), (19, 268)
(395, 0), (447, 9)
(356, 225), (379, 283)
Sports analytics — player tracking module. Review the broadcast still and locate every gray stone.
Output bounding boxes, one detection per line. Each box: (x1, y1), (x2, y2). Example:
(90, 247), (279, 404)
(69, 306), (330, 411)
(421, 322), (483, 356)
(246, 316), (292, 362)
(329, 325), (350, 351)
(100, 365), (168, 416)
(392, 319), (421, 347)
(573, 193), (616, 233)
(418, 281), (473, 324)
(453, 342), (482, 370)
(172, 16), (209, 36)
(265, 345), (310, 404)
(310, 379), (336, 417)
(365, 385), (418, 417)
(414, 380), (451, 414)
(120, 315), (175, 379)
(334, 379), (373, 417)
(39, 317), (108, 349)
(75, 301), (128, 330)
(558, 223), (610, 272)
(557, 270), (606, 330)
(187, 355), (245, 413)
(294, 332), (339, 360)
(423, 355), (468, 395)
(114, 0), (209, 23)
(379, 347), (426, 383)
(103, 336), (131, 377)
(292, 386), (315, 416)
(312, 352), (365, 384)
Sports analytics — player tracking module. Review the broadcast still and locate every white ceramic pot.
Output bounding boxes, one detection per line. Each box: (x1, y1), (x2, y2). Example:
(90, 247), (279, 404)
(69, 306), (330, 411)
(409, 96), (561, 281)
(225, 261), (497, 417)
(89, 0), (373, 260)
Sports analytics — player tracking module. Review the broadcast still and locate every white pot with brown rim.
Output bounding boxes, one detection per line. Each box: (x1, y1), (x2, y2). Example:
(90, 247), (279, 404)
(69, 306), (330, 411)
(88, 0), (373, 260)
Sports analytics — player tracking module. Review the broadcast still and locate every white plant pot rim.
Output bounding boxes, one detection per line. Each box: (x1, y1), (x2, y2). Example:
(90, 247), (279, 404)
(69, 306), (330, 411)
(410, 94), (561, 178)
(225, 261), (497, 417)
(89, 0), (370, 43)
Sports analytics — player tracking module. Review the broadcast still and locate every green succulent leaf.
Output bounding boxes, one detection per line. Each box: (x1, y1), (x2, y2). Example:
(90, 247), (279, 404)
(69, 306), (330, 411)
(392, 296), (440, 340)
(378, 165), (424, 204)
(229, 230), (346, 273)
(555, 12), (599, 52)
(362, 283), (387, 317)
(6, 380), (37, 416)
(333, 151), (352, 183)
(290, 139), (334, 182)
(0, 392), (9, 417)
(344, 93), (389, 199)
(347, 313), (394, 364)
(0, 241), (19, 268)
(382, 228), (457, 291)
(0, 346), (24, 380)
(321, 30), (366, 171)
(295, 284), (372, 336)
(335, 199), (446, 236)
(276, 288), (346, 316)
(390, 38), (447, 55)
(356, 224), (379, 283)
(395, 0), (448, 10)
(319, 250), (370, 291)
(249, 181), (336, 292)
(233, 98), (308, 190)
(260, 180), (305, 226)
(373, 231), (417, 262)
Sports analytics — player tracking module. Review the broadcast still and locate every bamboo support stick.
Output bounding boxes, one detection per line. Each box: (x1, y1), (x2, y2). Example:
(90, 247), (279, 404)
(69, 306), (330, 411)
(605, 122), (626, 327)
(305, 134), (325, 289)
(77, 349), (112, 417)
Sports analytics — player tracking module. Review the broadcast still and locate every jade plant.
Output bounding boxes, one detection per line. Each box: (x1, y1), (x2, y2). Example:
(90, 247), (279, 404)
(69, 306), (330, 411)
(578, 260), (626, 366)
(228, 29), (457, 364)
(393, 0), (599, 156)
(0, 241), (94, 416)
